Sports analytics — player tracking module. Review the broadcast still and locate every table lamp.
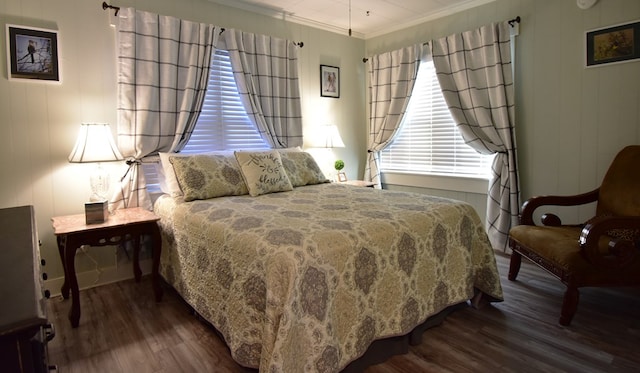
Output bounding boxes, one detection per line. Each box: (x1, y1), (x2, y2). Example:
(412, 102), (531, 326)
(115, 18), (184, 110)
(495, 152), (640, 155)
(68, 123), (123, 223)
(315, 124), (345, 181)
(320, 124), (345, 148)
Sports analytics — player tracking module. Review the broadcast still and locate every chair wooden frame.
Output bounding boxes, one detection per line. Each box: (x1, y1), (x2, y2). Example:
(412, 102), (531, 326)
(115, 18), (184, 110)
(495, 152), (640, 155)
(508, 146), (640, 326)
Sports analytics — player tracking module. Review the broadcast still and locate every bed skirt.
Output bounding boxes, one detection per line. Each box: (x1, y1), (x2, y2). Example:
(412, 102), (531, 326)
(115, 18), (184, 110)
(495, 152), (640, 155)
(342, 301), (466, 372)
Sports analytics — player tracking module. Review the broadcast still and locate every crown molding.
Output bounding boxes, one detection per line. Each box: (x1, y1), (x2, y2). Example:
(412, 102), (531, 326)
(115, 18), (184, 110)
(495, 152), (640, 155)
(208, 0), (365, 38)
(208, 0), (495, 40)
(364, 0), (496, 39)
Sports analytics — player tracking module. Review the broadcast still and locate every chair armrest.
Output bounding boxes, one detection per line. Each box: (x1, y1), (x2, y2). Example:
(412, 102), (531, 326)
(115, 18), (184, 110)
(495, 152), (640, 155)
(519, 188), (600, 225)
(580, 215), (640, 268)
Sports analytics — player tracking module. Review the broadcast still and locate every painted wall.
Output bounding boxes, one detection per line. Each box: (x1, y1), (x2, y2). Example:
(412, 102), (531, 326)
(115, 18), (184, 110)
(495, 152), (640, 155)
(1, 0), (639, 291)
(0, 0), (365, 290)
(366, 0), (640, 223)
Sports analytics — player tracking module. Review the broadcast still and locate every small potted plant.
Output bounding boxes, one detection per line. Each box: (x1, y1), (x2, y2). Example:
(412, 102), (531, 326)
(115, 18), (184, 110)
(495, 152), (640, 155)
(334, 159), (347, 182)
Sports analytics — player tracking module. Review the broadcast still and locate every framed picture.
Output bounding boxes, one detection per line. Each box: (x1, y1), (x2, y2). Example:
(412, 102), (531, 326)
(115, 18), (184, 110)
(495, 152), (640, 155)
(586, 20), (640, 67)
(320, 64), (339, 98)
(6, 24), (60, 82)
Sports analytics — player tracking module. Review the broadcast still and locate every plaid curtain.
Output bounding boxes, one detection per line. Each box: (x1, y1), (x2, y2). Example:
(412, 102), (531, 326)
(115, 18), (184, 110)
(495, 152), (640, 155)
(111, 8), (219, 210)
(224, 29), (303, 149)
(364, 44), (422, 188)
(431, 21), (520, 252)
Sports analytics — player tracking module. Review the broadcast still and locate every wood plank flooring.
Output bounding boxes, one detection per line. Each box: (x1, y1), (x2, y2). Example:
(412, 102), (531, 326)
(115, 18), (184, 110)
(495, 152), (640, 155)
(47, 253), (640, 372)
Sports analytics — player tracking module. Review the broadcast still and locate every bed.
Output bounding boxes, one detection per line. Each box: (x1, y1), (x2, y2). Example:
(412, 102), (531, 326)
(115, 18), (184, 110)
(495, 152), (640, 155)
(153, 149), (503, 372)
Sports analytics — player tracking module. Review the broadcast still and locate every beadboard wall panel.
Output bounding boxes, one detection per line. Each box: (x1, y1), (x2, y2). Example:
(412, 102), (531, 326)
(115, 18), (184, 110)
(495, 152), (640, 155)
(366, 0), (640, 225)
(0, 0), (366, 289)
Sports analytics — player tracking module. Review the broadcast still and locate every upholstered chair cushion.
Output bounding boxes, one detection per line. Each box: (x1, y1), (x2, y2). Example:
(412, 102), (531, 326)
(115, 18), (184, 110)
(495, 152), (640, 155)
(509, 225), (640, 285)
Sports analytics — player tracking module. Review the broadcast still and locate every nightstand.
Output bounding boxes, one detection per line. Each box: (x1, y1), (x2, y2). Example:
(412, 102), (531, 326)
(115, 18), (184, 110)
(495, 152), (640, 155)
(340, 180), (376, 188)
(51, 207), (163, 328)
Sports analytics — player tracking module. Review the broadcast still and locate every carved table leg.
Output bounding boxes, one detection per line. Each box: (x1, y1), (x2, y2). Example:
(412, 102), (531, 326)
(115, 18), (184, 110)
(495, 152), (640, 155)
(65, 236), (81, 328)
(57, 235), (70, 299)
(150, 223), (163, 302)
(132, 233), (142, 282)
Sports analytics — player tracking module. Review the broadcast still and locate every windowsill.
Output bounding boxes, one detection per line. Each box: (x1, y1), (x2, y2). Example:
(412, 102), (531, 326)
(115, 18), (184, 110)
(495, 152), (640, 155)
(381, 171), (489, 194)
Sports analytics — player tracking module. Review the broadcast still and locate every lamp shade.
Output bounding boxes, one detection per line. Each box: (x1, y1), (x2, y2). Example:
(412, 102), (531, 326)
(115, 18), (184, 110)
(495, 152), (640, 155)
(319, 125), (345, 148)
(68, 123), (123, 163)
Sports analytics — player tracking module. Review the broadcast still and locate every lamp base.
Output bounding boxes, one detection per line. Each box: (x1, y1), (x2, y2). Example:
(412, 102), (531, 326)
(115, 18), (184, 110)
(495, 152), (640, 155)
(85, 201), (108, 224)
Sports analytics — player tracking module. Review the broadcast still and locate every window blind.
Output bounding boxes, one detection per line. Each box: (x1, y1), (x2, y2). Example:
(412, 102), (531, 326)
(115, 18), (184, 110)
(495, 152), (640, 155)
(182, 49), (268, 154)
(380, 61), (493, 178)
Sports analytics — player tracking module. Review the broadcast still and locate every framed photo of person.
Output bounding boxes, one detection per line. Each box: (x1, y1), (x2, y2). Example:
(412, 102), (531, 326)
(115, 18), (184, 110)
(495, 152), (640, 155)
(320, 65), (339, 98)
(6, 25), (60, 82)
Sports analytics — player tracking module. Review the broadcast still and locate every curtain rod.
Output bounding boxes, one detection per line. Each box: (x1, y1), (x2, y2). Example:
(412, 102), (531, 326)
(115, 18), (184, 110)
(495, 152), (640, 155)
(217, 28), (303, 47)
(362, 16), (521, 63)
(99, 6), (304, 47)
(102, 2), (120, 16)
(100, 3), (304, 49)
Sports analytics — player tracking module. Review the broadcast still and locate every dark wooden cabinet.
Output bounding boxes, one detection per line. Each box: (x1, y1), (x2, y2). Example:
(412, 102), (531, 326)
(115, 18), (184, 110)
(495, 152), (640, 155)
(0, 206), (55, 372)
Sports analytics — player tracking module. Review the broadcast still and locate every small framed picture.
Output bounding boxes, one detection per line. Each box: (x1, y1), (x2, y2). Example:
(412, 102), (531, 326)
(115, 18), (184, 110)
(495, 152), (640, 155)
(586, 20), (640, 67)
(6, 24), (60, 82)
(337, 172), (347, 182)
(320, 64), (339, 98)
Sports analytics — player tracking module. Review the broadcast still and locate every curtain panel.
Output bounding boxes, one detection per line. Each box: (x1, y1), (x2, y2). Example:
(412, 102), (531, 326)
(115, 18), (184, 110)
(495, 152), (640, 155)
(111, 7), (219, 210)
(223, 29), (303, 149)
(431, 21), (520, 252)
(365, 44), (423, 188)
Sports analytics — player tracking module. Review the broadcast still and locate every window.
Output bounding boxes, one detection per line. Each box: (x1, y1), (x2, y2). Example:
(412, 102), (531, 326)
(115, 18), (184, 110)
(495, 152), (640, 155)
(380, 61), (493, 179)
(143, 48), (268, 192)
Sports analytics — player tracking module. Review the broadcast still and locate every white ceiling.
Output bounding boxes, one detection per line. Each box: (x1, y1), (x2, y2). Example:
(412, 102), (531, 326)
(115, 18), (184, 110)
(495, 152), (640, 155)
(208, 0), (496, 39)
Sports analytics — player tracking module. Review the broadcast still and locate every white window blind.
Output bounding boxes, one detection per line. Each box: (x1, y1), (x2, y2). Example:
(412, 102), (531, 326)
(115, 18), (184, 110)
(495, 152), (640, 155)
(182, 48), (268, 154)
(143, 49), (267, 192)
(380, 61), (493, 178)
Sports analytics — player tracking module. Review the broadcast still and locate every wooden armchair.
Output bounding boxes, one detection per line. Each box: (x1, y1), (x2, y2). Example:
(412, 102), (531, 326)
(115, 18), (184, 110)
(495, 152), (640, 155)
(508, 145), (640, 326)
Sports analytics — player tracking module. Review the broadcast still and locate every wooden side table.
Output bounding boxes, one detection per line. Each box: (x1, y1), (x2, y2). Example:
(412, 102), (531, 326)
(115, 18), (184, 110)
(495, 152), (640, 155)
(51, 207), (163, 328)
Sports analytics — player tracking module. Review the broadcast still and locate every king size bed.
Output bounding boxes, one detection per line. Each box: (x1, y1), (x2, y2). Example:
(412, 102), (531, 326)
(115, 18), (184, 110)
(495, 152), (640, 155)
(152, 149), (503, 372)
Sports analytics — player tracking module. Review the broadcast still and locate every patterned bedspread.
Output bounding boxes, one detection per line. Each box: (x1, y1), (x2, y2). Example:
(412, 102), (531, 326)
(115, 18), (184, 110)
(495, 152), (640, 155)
(154, 183), (503, 372)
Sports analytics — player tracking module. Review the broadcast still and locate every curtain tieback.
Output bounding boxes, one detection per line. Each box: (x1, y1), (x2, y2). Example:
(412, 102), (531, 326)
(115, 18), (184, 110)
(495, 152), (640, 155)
(120, 158), (142, 182)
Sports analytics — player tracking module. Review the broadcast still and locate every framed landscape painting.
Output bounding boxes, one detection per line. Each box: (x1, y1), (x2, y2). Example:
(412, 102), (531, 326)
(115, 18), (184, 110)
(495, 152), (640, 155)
(6, 25), (60, 82)
(586, 20), (640, 67)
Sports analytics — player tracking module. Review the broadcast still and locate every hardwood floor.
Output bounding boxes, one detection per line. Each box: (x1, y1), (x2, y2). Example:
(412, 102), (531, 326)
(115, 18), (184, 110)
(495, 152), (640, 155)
(47, 253), (640, 372)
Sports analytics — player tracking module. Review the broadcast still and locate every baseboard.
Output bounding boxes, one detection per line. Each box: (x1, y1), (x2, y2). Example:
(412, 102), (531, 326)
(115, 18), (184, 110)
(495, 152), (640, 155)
(43, 258), (153, 297)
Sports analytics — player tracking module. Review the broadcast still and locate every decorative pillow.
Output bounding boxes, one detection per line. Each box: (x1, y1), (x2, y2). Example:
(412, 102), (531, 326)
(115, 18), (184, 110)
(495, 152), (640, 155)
(279, 151), (329, 187)
(608, 228), (640, 246)
(235, 150), (293, 196)
(585, 214), (640, 248)
(169, 153), (248, 201)
(159, 151), (233, 197)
